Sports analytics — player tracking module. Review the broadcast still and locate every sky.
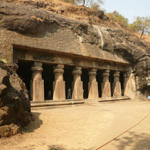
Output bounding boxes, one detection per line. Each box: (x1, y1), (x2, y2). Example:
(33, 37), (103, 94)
(101, 0), (150, 23)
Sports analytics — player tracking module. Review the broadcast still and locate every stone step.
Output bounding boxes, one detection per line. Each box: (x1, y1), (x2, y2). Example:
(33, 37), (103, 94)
(99, 96), (130, 102)
(31, 96), (130, 108)
(31, 100), (85, 108)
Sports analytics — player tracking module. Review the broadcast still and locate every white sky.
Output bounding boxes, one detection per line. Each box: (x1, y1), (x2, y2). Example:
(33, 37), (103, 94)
(101, 0), (150, 23)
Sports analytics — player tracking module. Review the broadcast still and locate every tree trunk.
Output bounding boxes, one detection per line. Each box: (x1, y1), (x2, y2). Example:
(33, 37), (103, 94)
(140, 30), (144, 38)
(82, 0), (85, 6)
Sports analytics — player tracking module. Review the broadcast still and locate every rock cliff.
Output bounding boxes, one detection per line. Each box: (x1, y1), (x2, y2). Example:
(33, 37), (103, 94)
(0, 1), (150, 96)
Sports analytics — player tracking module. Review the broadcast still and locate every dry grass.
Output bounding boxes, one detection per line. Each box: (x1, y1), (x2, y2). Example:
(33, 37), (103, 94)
(3, 0), (150, 44)
(134, 33), (150, 44)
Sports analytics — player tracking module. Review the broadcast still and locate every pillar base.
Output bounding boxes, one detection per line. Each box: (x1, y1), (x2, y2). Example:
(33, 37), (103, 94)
(72, 81), (83, 99)
(30, 79), (44, 101)
(101, 81), (111, 97)
(113, 82), (122, 97)
(88, 82), (99, 99)
(113, 71), (122, 97)
(53, 80), (65, 100)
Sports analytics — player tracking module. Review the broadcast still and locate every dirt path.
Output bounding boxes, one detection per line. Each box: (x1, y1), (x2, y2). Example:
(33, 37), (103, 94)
(0, 100), (150, 150)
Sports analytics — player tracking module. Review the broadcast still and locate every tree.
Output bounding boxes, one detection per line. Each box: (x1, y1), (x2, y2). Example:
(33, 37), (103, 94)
(90, 2), (100, 10)
(107, 11), (129, 29)
(75, 0), (104, 7)
(130, 16), (150, 38)
(61, 0), (75, 4)
(61, 0), (104, 9)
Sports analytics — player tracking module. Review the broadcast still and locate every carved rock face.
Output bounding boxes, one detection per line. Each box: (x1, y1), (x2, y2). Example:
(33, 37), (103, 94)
(0, 0), (150, 95)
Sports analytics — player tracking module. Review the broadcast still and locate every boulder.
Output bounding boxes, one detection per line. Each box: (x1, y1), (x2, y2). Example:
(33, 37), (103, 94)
(0, 61), (31, 137)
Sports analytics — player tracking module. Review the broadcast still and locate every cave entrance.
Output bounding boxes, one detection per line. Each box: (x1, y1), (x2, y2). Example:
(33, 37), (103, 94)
(17, 60), (33, 100)
(120, 72), (124, 96)
(43, 63), (54, 100)
(81, 69), (89, 99)
(64, 66), (73, 99)
(109, 71), (114, 97)
(96, 70), (102, 97)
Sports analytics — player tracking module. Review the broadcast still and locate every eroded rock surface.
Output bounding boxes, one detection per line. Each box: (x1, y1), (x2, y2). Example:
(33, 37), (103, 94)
(0, 61), (31, 137)
(0, 1), (150, 95)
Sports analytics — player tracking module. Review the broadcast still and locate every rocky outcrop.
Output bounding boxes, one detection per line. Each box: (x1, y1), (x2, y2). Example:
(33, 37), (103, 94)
(0, 0), (150, 96)
(2, 0), (109, 23)
(0, 61), (31, 137)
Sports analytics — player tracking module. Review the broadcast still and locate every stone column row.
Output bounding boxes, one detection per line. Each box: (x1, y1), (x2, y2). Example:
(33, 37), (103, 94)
(30, 62), (128, 101)
(101, 70), (123, 97)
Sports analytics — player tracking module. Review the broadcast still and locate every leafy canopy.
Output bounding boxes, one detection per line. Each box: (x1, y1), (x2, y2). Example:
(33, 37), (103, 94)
(129, 16), (150, 38)
(107, 11), (129, 29)
(61, 0), (104, 10)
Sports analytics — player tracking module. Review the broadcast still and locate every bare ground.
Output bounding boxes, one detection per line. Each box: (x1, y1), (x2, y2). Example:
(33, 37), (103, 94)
(0, 100), (150, 150)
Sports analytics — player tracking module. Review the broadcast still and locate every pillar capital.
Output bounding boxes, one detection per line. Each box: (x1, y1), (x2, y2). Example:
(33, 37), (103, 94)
(53, 64), (64, 74)
(34, 61), (42, 67)
(114, 71), (120, 77)
(54, 64), (64, 69)
(102, 69), (110, 77)
(31, 66), (43, 72)
(31, 63), (43, 80)
(124, 71), (130, 78)
(89, 68), (97, 82)
(89, 68), (97, 76)
(72, 66), (82, 75)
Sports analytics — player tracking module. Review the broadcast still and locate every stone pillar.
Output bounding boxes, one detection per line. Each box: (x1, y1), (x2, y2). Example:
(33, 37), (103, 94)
(72, 67), (83, 99)
(30, 62), (44, 101)
(113, 71), (122, 97)
(88, 69), (99, 99)
(53, 64), (65, 100)
(101, 70), (111, 97)
(124, 72), (130, 96)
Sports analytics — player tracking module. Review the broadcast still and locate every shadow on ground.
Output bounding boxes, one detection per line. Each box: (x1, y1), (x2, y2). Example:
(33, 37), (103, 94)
(23, 112), (43, 133)
(114, 131), (150, 150)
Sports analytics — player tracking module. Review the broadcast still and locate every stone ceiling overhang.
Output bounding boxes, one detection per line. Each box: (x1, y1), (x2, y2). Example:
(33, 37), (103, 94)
(13, 44), (130, 65)
(13, 45), (130, 72)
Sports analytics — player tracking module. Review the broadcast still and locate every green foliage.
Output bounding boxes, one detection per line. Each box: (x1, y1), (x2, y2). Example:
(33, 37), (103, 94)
(130, 16), (150, 38)
(60, 0), (75, 4)
(90, 2), (100, 10)
(107, 11), (129, 29)
(0, 58), (7, 63)
(107, 12), (150, 37)
(61, 0), (104, 8)
(88, 0), (104, 8)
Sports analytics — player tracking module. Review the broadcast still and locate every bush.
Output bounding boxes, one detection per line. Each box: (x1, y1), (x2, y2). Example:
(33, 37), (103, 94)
(60, 0), (75, 4)
(91, 2), (100, 11)
(107, 11), (129, 29)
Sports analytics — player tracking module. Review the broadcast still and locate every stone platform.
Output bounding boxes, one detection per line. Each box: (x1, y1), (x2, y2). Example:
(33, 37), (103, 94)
(31, 96), (130, 108)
